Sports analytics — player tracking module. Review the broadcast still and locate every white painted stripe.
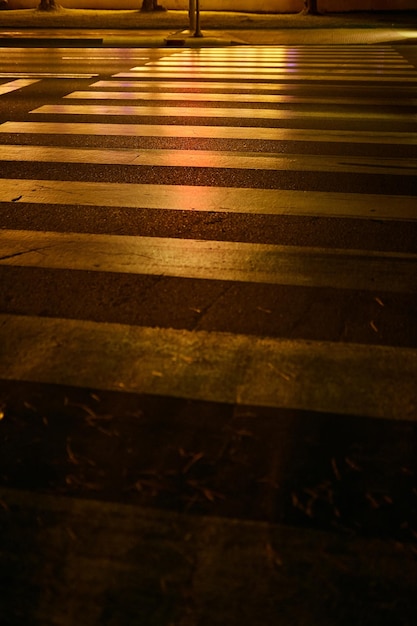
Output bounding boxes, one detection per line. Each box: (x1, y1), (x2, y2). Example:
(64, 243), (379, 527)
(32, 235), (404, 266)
(0, 79), (39, 95)
(65, 90), (417, 107)
(92, 80), (417, 93)
(30, 103), (417, 122)
(163, 50), (404, 58)
(1, 121), (416, 146)
(170, 55), (407, 62)
(162, 54), (413, 62)
(0, 313), (415, 420)
(2, 145), (415, 177)
(1, 229), (416, 293)
(135, 63), (416, 74)
(153, 55), (413, 64)
(1, 179), (415, 221)
(171, 47), (403, 54)
(61, 56), (150, 60)
(0, 72), (98, 79)
(150, 60), (413, 69)
(115, 71), (417, 83)
(171, 48), (404, 56)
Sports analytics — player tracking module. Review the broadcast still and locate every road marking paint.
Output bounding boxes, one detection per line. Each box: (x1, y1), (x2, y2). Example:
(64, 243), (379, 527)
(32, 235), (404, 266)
(1, 179), (415, 221)
(1, 121), (416, 145)
(0, 72), (98, 79)
(0, 78), (39, 95)
(30, 103), (417, 121)
(115, 71), (417, 83)
(61, 56), (150, 60)
(171, 46), (402, 50)
(162, 62), (412, 68)
(0, 313), (415, 420)
(1, 145), (415, 176)
(150, 60), (414, 69)
(151, 56), (414, 67)
(92, 79), (417, 93)
(65, 90), (417, 107)
(169, 47), (407, 58)
(1, 229), (416, 293)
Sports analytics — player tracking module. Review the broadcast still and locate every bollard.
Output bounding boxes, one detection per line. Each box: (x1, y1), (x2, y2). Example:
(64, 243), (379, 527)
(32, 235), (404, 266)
(188, 0), (196, 33)
(193, 0), (203, 38)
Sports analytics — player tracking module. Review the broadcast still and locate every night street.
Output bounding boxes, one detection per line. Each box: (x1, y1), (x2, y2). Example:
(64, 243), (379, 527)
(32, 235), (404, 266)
(1, 37), (417, 625)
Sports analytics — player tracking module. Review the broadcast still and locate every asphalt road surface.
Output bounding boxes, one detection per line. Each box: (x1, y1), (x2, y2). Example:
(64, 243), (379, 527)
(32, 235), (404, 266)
(1, 44), (417, 625)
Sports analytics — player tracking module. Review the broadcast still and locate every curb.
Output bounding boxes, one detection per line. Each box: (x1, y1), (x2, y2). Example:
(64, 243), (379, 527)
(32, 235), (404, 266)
(0, 29), (248, 47)
(164, 29), (245, 47)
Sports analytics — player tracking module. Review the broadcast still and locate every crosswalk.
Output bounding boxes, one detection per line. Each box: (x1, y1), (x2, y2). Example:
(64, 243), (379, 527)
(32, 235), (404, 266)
(0, 46), (417, 420)
(1, 42), (417, 624)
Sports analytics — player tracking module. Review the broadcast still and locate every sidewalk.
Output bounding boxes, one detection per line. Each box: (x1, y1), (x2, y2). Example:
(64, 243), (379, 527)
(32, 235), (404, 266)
(1, 8), (417, 46)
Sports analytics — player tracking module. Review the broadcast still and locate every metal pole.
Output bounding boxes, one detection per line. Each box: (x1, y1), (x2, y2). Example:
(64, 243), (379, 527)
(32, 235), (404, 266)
(189, 0), (196, 33)
(193, 0), (203, 37)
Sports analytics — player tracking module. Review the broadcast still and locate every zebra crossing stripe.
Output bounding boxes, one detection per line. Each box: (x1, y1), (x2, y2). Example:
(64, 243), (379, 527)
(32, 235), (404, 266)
(0, 313), (415, 421)
(0, 79), (40, 96)
(115, 71), (417, 83)
(1, 179), (415, 221)
(0, 72), (98, 79)
(164, 51), (412, 64)
(156, 53), (410, 58)
(91, 80), (417, 93)
(1, 145), (415, 176)
(2, 121), (415, 146)
(167, 47), (405, 56)
(148, 61), (414, 70)
(149, 56), (414, 65)
(30, 103), (417, 121)
(2, 229), (416, 293)
(135, 65), (415, 76)
(65, 90), (417, 107)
